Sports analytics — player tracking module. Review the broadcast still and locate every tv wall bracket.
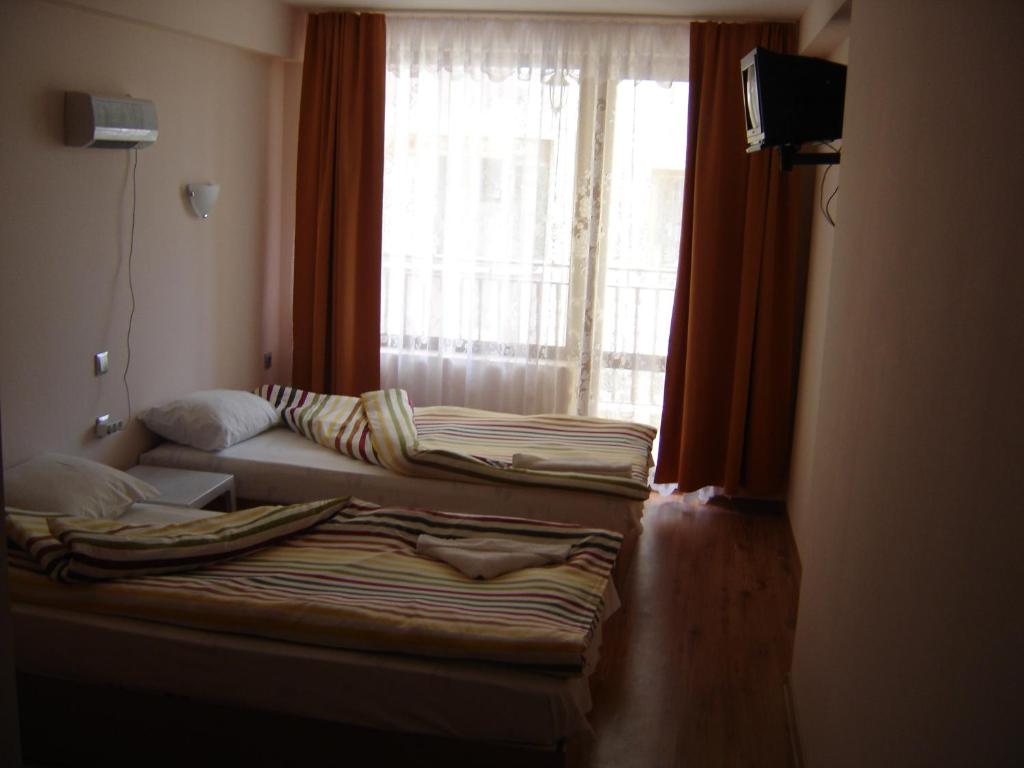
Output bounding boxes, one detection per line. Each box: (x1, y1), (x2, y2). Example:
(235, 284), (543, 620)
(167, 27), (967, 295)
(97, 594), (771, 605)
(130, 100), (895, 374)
(780, 145), (841, 171)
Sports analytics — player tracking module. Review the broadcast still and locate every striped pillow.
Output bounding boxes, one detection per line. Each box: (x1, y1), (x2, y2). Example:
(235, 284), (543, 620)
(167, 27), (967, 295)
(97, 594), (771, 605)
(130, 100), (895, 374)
(256, 384), (380, 465)
(47, 498), (348, 582)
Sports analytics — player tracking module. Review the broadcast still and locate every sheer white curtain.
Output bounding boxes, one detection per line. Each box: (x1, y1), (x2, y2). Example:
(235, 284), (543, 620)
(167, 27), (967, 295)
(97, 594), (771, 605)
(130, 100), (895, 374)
(381, 17), (688, 427)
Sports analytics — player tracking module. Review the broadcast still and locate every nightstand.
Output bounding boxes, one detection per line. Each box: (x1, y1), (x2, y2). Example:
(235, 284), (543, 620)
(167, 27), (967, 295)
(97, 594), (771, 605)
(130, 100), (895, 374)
(127, 465), (236, 512)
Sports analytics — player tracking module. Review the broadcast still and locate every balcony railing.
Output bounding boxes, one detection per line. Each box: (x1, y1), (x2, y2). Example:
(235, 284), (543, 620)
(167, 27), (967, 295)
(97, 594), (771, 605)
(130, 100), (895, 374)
(381, 255), (675, 423)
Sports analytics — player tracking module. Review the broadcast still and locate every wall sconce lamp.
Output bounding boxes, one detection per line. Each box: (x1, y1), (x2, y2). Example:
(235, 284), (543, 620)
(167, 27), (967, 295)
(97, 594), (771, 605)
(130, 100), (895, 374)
(186, 182), (220, 219)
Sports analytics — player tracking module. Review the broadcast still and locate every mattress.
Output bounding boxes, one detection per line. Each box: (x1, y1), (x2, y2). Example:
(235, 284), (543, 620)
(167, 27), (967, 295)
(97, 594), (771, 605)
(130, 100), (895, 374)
(140, 428), (644, 539)
(12, 603), (602, 746)
(8, 500), (618, 747)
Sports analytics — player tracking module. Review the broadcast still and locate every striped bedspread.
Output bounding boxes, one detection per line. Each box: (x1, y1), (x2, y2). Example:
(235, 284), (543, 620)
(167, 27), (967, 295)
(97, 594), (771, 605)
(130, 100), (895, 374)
(365, 389), (656, 500)
(257, 385), (655, 500)
(256, 384), (380, 465)
(6, 499), (620, 672)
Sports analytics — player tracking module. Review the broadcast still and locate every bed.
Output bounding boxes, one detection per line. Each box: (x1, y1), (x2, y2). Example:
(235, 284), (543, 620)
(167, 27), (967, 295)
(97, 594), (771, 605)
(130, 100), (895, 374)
(138, 387), (656, 583)
(140, 427), (643, 569)
(6, 498), (621, 756)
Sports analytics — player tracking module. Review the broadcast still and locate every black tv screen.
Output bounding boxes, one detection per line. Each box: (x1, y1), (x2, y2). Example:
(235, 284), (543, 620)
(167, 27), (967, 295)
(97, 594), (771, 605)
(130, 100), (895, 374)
(742, 47), (847, 153)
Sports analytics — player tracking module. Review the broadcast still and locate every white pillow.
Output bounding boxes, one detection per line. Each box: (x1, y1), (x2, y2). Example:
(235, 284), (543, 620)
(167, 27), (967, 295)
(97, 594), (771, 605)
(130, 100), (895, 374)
(4, 453), (160, 519)
(140, 389), (280, 451)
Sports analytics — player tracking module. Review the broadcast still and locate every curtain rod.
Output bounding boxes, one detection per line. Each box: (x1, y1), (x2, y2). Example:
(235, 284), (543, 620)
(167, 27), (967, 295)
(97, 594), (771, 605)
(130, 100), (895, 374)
(328, 8), (792, 25)
(338, 8), (698, 25)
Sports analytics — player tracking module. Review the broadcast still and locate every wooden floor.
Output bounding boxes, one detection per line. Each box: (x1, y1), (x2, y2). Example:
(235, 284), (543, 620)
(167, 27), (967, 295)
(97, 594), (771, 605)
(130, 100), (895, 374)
(574, 495), (801, 768)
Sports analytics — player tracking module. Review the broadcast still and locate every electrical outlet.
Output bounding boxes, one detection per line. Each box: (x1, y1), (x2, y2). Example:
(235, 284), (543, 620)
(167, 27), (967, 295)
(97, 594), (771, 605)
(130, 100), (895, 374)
(95, 414), (126, 438)
(95, 351), (109, 375)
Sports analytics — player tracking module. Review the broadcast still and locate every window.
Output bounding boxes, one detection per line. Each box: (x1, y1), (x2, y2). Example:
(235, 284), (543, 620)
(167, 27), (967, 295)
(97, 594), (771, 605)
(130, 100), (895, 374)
(595, 80), (688, 427)
(381, 18), (689, 431)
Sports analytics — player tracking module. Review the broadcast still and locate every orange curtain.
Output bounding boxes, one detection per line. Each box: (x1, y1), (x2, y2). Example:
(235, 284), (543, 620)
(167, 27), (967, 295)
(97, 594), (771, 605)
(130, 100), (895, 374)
(292, 13), (386, 396)
(655, 22), (806, 497)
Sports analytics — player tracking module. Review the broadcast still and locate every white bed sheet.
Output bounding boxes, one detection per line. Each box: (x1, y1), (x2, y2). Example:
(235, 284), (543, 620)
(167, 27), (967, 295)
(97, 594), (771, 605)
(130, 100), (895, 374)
(140, 427), (644, 538)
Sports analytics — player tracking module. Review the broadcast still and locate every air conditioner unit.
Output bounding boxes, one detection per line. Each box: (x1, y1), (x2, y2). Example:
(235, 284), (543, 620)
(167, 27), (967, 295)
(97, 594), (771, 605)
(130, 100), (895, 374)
(64, 91), (158, 149)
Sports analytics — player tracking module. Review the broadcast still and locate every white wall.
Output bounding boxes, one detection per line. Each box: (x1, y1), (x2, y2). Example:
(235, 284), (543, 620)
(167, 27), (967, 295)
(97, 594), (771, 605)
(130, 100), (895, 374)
(788, 1), (1024, 765)
(0, 0), (295, 468)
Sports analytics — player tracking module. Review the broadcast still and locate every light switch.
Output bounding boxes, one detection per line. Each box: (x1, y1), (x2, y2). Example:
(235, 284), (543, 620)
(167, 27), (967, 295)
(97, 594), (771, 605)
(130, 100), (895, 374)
(94, 351), (109, 375)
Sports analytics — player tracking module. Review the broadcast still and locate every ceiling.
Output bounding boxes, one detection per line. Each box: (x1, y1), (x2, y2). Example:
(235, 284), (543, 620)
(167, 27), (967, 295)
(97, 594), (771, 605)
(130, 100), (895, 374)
(285, 0), (811, 22)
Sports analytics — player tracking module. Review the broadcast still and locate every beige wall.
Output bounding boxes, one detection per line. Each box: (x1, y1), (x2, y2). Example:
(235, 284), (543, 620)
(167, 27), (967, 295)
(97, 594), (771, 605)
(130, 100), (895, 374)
(261, 59), (302, 387)
(0, 0), (294, 468)
(0, 443), (19, 763)
(798, 0), (849, 57)
(788, 0), (1024, 765)
(56, 0), (299, 58)
(786, 157), (837, 564)
(789, 12), (848, 568)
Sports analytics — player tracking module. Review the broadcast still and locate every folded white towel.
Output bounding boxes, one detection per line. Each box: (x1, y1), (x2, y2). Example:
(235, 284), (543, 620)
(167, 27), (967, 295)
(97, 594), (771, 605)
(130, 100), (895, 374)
(511, 453), (634, 478)
(416, 534), (571, 579)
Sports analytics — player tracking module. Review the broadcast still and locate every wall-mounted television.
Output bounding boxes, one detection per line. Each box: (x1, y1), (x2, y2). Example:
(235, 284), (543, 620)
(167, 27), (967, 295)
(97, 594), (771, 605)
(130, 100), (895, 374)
(741, 47), (847, 154)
